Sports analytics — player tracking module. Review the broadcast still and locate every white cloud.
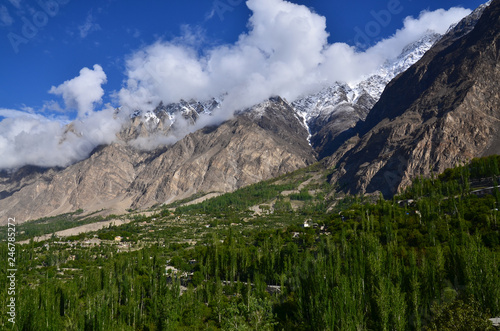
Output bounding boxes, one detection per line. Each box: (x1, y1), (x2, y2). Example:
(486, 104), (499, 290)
(0, 65), (122, 169)
(118, 0), (471, 117)
(49, 64), (107, 118)
(0, 108), (42, 120)
(0, 105), (123, 169)
(321, 7), (472, 84)
(0, 0), (474, 170)
(79, 13), (101, 38)
(41, 100), (65, 113)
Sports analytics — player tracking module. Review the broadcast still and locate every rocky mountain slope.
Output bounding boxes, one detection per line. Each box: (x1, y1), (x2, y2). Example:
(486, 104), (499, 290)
(328, 0), (500, 197)
(292, 33), (442, 158)
(0, 2), (495, 223)
(119, 98), (222, 144)
(124, 31), (444, 156)
(0, 97), (314, 223)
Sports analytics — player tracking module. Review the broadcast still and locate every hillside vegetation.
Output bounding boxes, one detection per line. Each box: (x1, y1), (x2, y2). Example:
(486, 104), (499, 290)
(1, 157), (499, 330)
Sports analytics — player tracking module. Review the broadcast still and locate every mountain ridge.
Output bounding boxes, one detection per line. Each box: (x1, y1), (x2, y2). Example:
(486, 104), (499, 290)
(0, 2), (495, 223)
(292, 32), (443, 158)
(0, 97), (315, 223)
(327, 0), (500, 197)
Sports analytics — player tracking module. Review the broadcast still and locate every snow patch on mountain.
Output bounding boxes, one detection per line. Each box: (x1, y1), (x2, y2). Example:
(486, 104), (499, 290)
(128, 2), (490, 147)
(130, 97), (223, 132)
(292, 32), (442, 131)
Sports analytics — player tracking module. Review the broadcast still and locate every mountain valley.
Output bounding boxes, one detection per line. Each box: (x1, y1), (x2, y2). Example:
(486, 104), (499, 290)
(2, 2), (495, 223)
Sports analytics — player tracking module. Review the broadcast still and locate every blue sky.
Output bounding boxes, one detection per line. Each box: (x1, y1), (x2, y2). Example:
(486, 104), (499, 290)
(0, 0), (483, 114)
(0, 0), (486, 169)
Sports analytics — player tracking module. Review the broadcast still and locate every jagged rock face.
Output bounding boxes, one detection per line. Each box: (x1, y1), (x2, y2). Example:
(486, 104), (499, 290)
(308, 93), (375, 159)
(292, 84), (375, 154)
(292, 32), (442, 158)
(0, 98), (315, 223)
(118, 98), (222, 143)
(328, 0), (500, 197)
(0, 144), (147, 222)
(130, 97), (315, 208)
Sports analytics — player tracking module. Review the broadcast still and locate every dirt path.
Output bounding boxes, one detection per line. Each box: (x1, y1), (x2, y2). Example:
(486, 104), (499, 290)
(19, 219), (132, 244)
(182, 193), (222, 206)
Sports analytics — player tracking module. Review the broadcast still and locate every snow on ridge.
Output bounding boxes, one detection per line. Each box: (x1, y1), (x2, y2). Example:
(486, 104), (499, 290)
(293, 31), (442, 124)
(352, 32), (441, 103)
(143, 111), (160, 125)
(129, 96), (223, 132)
(128, 29), (451, 145)
(130, 31), (441, 137)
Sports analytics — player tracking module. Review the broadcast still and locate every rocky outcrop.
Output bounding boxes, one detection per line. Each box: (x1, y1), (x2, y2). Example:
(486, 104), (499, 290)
(128, 97), (315, 208)
(328, 0), (500, 197)
(292, 84), (376, 158)
(292, 32), (442, 158)
(0, 144), (147, 223)
(0, 2), (496, 222)
(0, 98), (314, 223)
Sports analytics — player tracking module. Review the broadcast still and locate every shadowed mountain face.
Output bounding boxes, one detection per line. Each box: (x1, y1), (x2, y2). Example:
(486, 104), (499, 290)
(0, 97), (315, 224)
(292, 32), (442, 159)
(328, 0), (500, 197)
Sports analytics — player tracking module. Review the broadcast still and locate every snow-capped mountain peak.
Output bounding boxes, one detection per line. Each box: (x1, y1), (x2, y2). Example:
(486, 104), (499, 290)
(292, 31), (442, 129)
(289, 31), (443, 152)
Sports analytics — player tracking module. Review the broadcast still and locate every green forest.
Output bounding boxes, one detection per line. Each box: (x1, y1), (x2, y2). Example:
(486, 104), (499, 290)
(1, 156), (500, 330)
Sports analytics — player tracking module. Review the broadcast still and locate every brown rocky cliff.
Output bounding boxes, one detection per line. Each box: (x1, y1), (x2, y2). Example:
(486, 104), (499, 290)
(328, 0), (500, 197)
(0, 98), (315, 223)
(0, 144), (148, 223)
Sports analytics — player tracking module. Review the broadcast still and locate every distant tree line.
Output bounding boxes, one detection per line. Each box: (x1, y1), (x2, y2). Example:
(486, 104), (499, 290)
(0, 156), (499, 330)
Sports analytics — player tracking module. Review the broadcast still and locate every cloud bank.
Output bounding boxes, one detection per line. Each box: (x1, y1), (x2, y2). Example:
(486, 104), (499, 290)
(0, 106), (122, 169)
(118, 0), (470, 114)
(0, 110), (118, 169)
(0, 0), (473, 170)
(0, 65), (121, 170)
